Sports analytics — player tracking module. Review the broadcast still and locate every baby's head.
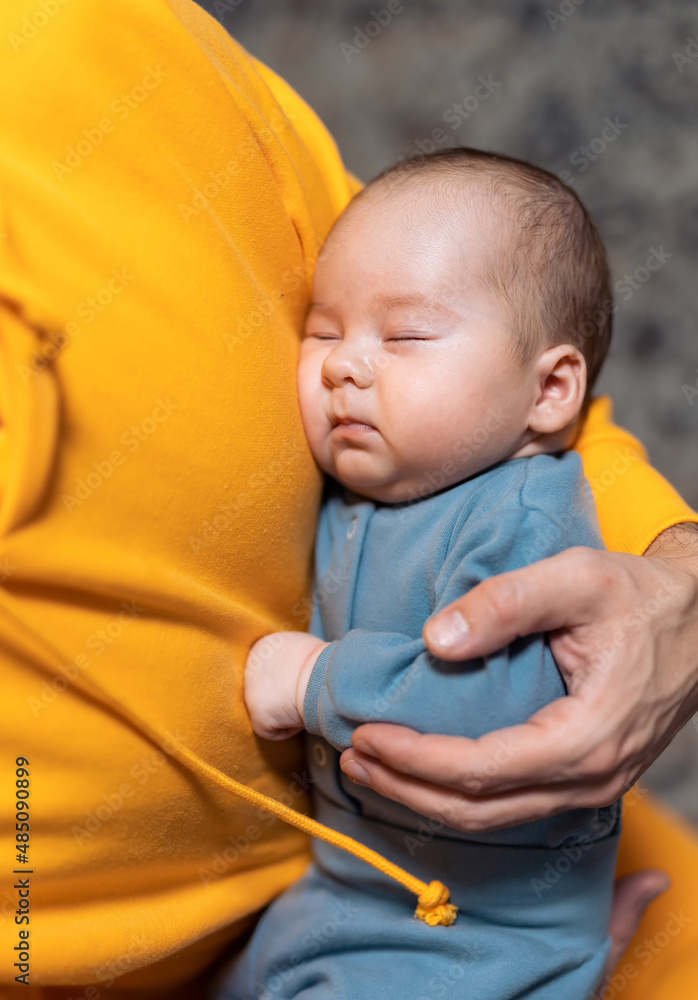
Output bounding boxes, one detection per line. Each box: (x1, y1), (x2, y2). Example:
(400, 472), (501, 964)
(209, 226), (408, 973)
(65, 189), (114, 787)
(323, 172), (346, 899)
(298, 148), (612, 504)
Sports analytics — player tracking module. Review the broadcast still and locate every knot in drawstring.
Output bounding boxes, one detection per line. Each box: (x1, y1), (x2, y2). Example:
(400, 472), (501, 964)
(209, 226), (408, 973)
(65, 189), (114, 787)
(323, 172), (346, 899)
(414, 880), (458, 926)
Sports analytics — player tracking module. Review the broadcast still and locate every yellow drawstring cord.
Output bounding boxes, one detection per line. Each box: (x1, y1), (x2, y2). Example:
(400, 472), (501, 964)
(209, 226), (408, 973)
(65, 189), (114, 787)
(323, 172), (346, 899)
(184, 749), (457, 927)
(8, 601), (457, 926)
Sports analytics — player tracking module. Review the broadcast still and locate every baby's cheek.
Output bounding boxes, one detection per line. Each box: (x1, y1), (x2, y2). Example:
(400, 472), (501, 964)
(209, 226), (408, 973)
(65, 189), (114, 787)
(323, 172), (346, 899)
(298, 388), (327, 452)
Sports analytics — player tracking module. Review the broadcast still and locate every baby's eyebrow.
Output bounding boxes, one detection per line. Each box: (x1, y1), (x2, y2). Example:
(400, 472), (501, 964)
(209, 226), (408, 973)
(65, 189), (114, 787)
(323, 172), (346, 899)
(306, 302), (339, 318)
(306, 295), (464, 319)
(373, 293), (461, 317)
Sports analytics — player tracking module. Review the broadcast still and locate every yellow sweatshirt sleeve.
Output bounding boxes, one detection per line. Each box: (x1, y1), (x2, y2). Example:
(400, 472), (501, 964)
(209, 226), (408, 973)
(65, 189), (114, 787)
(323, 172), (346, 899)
(574, 396), (698, 554)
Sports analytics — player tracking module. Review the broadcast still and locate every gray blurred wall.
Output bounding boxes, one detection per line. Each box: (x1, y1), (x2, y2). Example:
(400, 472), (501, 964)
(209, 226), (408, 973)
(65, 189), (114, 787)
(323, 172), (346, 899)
(196, 0), (698, 821)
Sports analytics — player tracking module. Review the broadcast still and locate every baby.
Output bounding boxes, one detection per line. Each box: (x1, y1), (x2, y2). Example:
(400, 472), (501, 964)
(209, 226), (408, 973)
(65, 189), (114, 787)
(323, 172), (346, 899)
(227, 148), (620, 1000)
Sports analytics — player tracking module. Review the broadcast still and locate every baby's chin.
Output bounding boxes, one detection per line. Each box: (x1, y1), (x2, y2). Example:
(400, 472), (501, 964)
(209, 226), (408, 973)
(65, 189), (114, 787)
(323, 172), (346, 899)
(335, 481), (412, 503)
(327, 451), (514, 503)
(322, 467), (388, 502)
(325, 447), (494, 503)
(326, 461), (427, 504)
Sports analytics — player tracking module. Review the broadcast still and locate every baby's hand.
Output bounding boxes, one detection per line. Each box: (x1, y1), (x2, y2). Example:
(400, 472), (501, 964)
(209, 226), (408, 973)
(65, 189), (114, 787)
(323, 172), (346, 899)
(244, 631), (330, 740)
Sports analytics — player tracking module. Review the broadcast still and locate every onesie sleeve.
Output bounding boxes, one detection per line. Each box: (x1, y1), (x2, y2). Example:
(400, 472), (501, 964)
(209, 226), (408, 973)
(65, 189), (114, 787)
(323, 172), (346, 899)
(303, 453), (605, 751)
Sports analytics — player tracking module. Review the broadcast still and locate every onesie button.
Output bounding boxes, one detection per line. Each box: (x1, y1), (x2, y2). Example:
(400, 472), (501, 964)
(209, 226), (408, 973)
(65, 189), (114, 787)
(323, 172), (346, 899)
(347, 516), (358, 539)
(312, 742), (327, 767)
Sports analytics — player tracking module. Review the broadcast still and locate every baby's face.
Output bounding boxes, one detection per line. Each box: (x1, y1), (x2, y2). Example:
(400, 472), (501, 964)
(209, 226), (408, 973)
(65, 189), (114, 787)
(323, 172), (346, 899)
(298, 183), (539, 503)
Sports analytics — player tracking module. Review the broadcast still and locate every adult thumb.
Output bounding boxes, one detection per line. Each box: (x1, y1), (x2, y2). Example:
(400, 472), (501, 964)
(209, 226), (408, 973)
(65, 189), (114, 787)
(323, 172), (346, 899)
(423, 548), (600, 659)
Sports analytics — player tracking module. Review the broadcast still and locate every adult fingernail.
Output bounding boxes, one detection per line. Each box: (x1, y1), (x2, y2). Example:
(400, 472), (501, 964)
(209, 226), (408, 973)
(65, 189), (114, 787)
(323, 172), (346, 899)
(427, 610), (469, 649)
(352, 737), (376, 756)
(340, 760), (370, 786)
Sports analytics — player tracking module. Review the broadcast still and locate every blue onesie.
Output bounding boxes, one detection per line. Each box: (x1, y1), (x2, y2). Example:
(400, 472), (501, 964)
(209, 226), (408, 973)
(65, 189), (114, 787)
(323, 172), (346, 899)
(221, 453), (622, 1000)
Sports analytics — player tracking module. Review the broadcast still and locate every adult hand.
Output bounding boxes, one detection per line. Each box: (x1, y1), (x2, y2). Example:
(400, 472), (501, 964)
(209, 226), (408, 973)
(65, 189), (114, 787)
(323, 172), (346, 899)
(339, 522), (698, 831)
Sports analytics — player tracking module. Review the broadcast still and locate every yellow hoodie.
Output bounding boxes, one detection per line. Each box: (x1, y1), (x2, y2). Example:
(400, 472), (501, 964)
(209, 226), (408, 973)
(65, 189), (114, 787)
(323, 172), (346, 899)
(0, 1), (696, 997)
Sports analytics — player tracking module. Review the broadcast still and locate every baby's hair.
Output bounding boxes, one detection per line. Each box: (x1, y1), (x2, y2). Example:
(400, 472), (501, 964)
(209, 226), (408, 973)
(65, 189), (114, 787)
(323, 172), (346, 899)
(359, 148), (612, 410)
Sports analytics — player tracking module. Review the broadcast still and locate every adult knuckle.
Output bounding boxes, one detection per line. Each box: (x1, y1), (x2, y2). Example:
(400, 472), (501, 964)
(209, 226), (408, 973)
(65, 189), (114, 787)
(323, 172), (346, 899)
(458, 773), (485, 795)
(481, 574), (522, 624)
(573, 547), (617, 595)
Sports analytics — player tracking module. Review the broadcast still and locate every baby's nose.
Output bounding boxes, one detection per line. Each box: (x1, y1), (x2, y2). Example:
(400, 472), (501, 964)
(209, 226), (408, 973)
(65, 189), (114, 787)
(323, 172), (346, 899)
(321, 347), (374, 389)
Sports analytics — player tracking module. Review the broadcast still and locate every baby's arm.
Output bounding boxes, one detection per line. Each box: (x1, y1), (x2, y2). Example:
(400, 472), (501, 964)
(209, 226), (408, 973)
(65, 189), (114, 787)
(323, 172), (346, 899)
(303, 459), (606, 751)
(244, 630), (330, 740)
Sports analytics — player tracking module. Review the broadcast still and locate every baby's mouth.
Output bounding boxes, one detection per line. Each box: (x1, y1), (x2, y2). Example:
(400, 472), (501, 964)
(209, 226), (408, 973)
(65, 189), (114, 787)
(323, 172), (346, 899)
(333, 418), (377, 433)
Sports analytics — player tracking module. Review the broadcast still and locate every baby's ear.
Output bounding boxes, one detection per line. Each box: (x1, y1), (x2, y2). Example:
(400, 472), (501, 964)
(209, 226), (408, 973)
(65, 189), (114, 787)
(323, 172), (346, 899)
(527, 344), (587, 435)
